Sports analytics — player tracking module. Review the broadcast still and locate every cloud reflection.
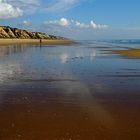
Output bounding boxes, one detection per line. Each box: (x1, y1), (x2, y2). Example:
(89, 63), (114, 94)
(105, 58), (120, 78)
(50, 72), (115, 129)
(60, 53), (69, 64)
(58, 49), (97, 64)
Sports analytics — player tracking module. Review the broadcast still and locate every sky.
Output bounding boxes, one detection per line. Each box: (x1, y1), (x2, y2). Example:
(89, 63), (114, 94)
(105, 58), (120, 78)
(0, 0), (140, 40)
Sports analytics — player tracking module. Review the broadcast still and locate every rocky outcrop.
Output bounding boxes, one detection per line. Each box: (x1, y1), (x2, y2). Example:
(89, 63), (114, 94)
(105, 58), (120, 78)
(0, 26), (64, 40)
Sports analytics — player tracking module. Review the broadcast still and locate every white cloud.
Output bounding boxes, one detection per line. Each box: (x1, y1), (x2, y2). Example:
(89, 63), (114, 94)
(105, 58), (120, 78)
(76, 20), (108, 29)
(0, 0), (78, 18)
(42, 17), (109, 39)
(6, 0), (82, 13)
(75, 21), (90, 28)
(59, 18), (69, 26)
(0, 0), (89, 17)
(6, 0), (40, 8)
(44, 18), (108, 29)
(44, 0), (79, 12)
(44, 18), (70, 27)
(90, 21), (108, 29)
(6, 0), (40, 13)
(0, 0), (23, 19)
(20, 20), (31, 26)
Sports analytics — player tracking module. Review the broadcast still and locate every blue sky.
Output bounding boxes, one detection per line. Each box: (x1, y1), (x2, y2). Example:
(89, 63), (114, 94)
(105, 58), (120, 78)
(0, 0), (140, 39)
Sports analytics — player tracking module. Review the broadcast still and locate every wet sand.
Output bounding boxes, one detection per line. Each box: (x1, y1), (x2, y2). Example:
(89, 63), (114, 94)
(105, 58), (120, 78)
(0, 39), (73, 45)
(0, 94), (140, 140)
(0, 41), (140, 139)
(113, 48), (140, 59)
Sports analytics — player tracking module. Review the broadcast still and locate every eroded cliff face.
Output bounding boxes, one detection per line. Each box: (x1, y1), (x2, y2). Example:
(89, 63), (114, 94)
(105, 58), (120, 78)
(0, 26), (62, 39)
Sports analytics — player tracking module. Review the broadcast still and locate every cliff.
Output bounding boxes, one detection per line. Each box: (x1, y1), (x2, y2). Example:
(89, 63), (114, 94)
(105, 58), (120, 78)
(0, 26), (64, 40)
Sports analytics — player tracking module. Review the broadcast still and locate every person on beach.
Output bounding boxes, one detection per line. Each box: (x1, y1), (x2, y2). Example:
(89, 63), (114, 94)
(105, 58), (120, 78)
(40, 39), (42, 44)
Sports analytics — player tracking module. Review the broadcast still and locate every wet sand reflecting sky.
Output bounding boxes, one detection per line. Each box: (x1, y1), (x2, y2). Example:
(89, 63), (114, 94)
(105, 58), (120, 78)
(0, 41), (140, 140)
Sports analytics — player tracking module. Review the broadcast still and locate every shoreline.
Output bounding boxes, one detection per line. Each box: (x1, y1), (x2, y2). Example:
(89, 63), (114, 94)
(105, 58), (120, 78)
(0, 39), (74, 45)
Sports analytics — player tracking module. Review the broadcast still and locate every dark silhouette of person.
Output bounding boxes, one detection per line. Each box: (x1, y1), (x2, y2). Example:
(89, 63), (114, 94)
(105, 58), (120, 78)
(40, 39), (42, 44)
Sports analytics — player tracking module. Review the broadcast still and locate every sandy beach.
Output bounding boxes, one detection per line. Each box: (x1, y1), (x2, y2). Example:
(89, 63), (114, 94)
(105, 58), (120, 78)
(113, 48), (140, 59)
(0, 40), (140, 140)
(0, 39), (73, 45)
(0, 0), (140, 138)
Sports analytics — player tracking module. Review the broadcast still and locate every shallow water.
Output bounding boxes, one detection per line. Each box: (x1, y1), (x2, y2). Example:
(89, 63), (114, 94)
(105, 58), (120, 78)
(0, 40), (140, 140)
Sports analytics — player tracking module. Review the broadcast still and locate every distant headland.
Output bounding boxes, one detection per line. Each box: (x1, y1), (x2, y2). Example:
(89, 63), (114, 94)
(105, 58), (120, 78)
(0, 26), (73, 45)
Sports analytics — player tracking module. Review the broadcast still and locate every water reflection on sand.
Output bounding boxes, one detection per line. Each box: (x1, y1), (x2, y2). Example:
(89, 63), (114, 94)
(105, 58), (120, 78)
(0, 41), (140, 139)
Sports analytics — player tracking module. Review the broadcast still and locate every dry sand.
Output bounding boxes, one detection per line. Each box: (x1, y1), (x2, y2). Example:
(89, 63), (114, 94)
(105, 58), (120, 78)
(0, 39), (74, 45)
